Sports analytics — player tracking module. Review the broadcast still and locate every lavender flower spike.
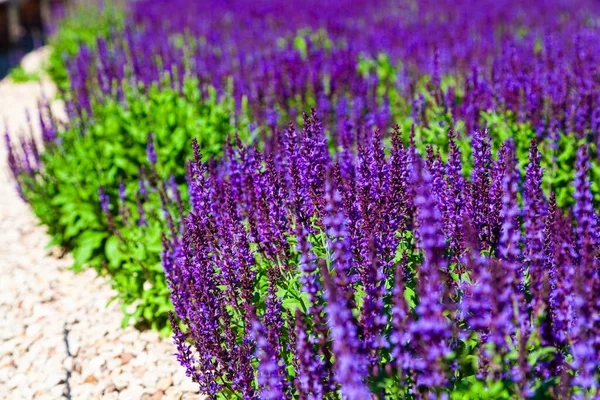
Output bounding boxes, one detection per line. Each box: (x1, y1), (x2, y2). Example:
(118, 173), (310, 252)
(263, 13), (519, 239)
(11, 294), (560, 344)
(321, 264), (371, 400)
(98, 185), (111, 213)
(147, 133), (157, 165)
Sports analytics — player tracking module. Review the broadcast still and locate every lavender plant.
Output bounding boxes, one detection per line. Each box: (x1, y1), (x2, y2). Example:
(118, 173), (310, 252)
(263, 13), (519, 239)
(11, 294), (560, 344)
(45, 1), (124, 91)
(165, 113), (600, 398)
(61, 0), (600, 205)
(5, 75), (237, 329)
(6, 0), (600, 340)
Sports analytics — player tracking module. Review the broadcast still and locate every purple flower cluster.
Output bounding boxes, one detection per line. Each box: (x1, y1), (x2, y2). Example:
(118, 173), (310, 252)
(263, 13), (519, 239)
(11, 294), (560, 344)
(61, 0), (600, 151)
(4, 101), (58, 200)
(164, 113), (600, 398)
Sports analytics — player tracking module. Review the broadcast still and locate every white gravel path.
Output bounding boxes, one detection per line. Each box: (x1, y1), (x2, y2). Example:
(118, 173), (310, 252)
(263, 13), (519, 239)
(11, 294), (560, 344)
(0, 48), (201, 400)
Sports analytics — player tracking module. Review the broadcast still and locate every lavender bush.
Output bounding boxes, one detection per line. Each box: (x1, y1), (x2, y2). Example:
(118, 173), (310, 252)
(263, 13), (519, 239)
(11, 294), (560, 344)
(60, 0), (600, 205)
(163, 113), (599, 398)
(4, 1), (600, 391)
(4, 76), (237, 329)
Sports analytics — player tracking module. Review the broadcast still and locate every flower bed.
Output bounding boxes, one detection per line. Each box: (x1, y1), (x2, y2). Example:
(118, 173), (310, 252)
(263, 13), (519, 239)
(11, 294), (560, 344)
(5, 0), (600, 397)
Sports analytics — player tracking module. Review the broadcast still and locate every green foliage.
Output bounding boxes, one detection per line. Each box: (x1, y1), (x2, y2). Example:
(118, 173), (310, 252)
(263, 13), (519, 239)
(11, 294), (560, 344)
(278, 28), (334, 58)
(46, 1), (124, 91)
(482, 112), (600, 208)
(19, 76), (239, 330)
(8, 65), (41, 83)
(109, 179), (180, 334)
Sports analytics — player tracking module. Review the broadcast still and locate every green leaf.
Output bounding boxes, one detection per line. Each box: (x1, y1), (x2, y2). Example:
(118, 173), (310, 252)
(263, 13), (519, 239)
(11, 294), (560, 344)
(73, 231), (106, 267)
(105, 235), (123, 267)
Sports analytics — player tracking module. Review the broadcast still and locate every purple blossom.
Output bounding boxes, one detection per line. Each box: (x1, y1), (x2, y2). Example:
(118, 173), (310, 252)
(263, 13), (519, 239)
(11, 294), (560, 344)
(98, 185), (111, 213)
(251, 317), (287, 400)
(147, 133), (157, 165)
(411, 158), (452, 388)
(321, 265), (371, 399)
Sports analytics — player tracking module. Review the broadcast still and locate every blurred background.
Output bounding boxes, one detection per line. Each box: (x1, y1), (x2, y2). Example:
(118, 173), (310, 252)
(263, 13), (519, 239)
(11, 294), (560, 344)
(0, 0), (67, 78)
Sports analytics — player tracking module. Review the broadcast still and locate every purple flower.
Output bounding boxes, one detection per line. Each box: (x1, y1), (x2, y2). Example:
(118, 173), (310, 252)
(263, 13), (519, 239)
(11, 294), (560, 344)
(251, 317), (287, 400)
(147, 133), (157, 165)
(321, 265), (371, 399)
(293, 309), (325, 399)
(98, 185), (111, 213)
(467, 129), (494, 250)
(523, 140), (546, 310)
(411, 158), (452, 388)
